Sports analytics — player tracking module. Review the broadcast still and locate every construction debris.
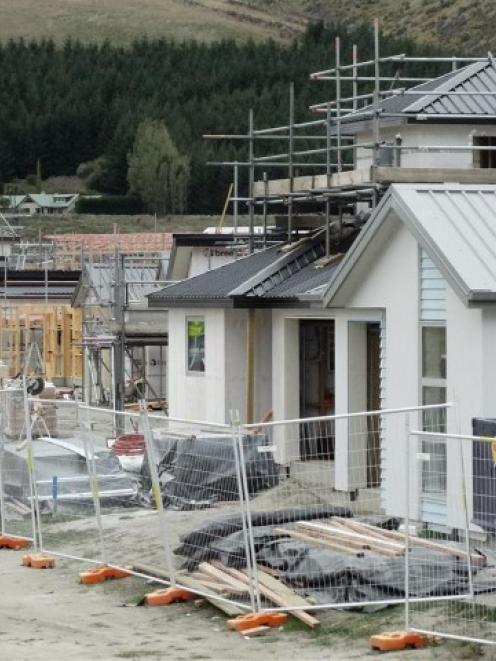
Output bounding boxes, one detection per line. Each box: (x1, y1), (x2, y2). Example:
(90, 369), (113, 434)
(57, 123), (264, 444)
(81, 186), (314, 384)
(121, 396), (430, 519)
(173, 512), (491, 610)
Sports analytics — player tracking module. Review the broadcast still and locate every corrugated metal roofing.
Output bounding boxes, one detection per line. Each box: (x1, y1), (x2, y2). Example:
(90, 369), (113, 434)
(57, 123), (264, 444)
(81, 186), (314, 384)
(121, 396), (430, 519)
(403, 61), (496, 115)
(392, 184), (496, 300)
(148, 245), (281, 303)
(325, 183), (496, 306)
(149, 233), (350, 306)
(262, 259), (342, 298)
(342, 60), (496, 124)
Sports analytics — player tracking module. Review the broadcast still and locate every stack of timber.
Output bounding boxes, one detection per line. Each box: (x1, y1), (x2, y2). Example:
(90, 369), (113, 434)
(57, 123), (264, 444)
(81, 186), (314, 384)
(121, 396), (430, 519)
(275, 517), (485, 566)
(133, 561), (320, 630)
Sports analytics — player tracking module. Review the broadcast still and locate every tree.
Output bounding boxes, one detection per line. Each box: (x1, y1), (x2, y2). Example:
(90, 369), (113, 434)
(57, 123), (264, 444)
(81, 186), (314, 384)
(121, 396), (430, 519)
(127, 118), (190, 214)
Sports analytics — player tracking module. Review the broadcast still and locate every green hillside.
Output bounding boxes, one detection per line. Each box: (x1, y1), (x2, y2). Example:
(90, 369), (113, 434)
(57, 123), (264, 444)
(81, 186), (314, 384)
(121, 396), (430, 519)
(0, 0), (492, 53)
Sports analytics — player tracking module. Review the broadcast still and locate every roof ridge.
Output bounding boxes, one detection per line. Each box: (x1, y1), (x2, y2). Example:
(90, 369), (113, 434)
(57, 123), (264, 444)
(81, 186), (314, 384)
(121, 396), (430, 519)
(402, 60), (492, 113)
(229, 233), (325, 298)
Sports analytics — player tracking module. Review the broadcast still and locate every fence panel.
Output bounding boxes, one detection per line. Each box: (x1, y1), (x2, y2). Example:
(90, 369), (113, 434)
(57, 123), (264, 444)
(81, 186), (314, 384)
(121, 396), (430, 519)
(67, 406), (256, 610)
(0, 387), (37, 545)
(29, 398), (105, 564)
(408, 430), (496, 645)
(237, 405), (450, 613)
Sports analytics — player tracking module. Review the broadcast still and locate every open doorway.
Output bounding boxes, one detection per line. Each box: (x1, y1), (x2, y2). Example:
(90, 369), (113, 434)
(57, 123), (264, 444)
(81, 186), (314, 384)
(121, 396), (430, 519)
(366, 323), (381, 487)
(299, 319), (335, 460)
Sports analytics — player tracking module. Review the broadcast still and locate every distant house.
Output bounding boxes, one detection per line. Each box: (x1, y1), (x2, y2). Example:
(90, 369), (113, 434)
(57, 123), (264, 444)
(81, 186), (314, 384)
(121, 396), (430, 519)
(3, 193), (79, 216)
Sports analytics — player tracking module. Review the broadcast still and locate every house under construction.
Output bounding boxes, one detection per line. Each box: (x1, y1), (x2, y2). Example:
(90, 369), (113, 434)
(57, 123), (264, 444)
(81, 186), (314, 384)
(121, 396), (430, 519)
(72, 250), (170, 411)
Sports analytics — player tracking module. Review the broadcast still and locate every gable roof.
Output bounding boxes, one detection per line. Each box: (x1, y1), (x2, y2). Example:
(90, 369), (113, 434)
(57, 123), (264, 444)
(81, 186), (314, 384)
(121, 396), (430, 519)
(148, 244), (282, 306)
(340, 60), (496, 131)
(323, 183), (496, 307)
(148, 230), (352, 308)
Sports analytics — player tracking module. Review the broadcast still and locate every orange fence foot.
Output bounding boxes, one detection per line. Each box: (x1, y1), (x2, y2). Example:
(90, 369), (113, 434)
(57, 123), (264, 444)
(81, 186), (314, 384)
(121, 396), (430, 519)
(144, 587), (195, 606)
(79, 566), (132, 585)
(22, 553), (56, 569)
(370, 631), (430, 652)
(227, 613), (288, 633)
(0, 535), (31, 550)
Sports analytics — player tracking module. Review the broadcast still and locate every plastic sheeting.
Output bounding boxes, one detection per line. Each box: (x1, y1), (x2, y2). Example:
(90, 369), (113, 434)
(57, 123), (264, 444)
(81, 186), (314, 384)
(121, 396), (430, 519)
(176, 514), (493, 607)
(175, 506), (353, 569)
(143, 434), (279, 509)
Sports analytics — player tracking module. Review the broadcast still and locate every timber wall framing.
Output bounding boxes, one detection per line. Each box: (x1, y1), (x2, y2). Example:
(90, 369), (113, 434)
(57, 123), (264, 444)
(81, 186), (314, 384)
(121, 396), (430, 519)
(0, 304), (82, 382)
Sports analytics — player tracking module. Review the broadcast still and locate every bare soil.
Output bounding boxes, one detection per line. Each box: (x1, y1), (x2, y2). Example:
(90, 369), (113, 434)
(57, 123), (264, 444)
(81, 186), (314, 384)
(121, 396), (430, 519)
(2, 507), (496, 660)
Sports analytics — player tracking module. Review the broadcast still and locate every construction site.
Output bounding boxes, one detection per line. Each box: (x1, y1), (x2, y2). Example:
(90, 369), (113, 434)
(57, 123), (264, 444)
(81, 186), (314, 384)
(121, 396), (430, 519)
(5, 17), (496, 660)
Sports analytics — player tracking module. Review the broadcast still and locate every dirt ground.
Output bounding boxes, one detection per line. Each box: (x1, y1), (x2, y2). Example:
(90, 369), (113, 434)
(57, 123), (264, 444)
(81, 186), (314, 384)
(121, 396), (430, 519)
(3, 508), (496, 661)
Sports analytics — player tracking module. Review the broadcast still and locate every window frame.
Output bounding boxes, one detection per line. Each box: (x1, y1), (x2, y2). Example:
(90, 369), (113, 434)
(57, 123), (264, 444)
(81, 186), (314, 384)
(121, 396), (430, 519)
(186, 316), (206, 375)
(420, 321), (447, 497)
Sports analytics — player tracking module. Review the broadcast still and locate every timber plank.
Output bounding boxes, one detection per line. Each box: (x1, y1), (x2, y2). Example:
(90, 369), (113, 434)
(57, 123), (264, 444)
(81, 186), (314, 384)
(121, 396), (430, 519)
(132, 563), (245, 617)
(275, 526), (363, 555)
(298, 521), (404, 555)
(211, 561), (320, 629)
(199, 562), (250, 594)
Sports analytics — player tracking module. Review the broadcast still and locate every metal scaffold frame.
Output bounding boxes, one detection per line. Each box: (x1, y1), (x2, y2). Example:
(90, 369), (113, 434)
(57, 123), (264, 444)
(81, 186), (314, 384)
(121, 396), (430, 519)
(79, 250), (171, 423)
(204, 18), (496, 253)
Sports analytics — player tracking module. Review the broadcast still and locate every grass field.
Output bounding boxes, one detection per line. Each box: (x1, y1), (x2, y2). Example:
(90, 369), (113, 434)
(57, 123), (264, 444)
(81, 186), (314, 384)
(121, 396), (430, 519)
(0, 0), (304, 45)
(16, 214), (225, 240)
(0, 0), (490, 53)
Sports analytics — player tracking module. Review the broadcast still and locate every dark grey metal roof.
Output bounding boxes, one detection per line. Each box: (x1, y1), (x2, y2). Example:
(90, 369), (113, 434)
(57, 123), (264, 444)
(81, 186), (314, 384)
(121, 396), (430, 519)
(149, 229), (353, 308)
(148, 245), (282, 305)
(0, 285), (77, 299)
(260, 259), (342, 299)
(342, 60), (496, 128)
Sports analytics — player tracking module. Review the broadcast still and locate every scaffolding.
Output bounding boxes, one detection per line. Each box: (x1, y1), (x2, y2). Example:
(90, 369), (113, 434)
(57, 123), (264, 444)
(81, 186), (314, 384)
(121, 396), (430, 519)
(78, 250), (171, 418)
(204, 19), (496, 254)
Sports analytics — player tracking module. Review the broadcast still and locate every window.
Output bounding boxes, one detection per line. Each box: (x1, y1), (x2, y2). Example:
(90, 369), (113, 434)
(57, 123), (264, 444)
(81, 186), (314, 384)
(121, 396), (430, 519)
(473, 136), (496, 169)
(421, 325), (447, 495)
(186, 318), (205, 373)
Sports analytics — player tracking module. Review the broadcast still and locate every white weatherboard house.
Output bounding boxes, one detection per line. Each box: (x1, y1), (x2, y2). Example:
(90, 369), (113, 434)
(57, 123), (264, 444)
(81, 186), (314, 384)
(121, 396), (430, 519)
(148, 60), (496, 532)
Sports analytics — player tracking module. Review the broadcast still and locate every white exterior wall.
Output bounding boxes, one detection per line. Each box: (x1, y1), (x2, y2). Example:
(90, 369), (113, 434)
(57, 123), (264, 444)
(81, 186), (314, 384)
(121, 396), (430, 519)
(445, 289), (483, 529)
(355, 124), (496, 170)
(167, 307), (226, 423)
(344, 223), (420, 516)
(188, 248), (238, 278)
(168, 306), (272, 425)
(224, 308), (272, 423)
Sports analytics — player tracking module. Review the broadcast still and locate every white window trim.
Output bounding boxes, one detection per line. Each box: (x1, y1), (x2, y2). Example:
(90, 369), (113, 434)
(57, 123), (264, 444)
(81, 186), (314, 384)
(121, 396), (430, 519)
(420, 322), (447, 499)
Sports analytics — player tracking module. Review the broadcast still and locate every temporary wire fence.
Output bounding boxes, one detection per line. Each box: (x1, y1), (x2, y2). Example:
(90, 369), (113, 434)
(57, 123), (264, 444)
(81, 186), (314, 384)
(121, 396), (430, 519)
(406, 429), (496, 646)
(10, 392), (495, 639)
(0, 386), (37, 545)
(26, 397), (104, 565)
(236, 404), (452, 615)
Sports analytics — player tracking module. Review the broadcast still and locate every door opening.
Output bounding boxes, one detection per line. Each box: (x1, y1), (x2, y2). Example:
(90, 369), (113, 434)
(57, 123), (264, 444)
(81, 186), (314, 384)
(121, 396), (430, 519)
(366, 323), (381, 487)
(299, 319), (335, 460)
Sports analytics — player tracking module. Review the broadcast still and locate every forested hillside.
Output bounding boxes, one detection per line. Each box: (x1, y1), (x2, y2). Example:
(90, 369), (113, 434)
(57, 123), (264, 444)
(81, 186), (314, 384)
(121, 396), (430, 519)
(0, 25), (450, 213)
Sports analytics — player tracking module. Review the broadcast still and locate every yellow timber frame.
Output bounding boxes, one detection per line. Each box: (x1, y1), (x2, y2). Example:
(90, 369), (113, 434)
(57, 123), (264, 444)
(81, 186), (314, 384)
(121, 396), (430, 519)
(0, 304), (83, 381)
